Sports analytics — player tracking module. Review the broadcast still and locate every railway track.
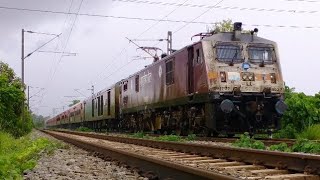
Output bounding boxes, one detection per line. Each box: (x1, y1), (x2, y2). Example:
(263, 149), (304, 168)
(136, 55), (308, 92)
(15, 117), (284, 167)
(43, 130), (320, 180)
(72, 130), (309, 146)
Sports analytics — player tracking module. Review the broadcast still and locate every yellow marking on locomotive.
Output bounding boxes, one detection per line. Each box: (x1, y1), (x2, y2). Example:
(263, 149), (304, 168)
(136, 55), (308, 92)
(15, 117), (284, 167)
(207, 72), (218, 79)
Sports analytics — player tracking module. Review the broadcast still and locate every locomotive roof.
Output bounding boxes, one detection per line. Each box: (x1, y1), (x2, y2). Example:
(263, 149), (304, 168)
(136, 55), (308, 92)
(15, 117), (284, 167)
(202, 32), (276, 44)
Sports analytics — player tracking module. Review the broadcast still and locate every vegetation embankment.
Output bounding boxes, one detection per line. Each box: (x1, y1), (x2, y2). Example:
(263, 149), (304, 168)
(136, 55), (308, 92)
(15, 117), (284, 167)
(0, 61), (62, 179)
(233, 133), (320, 154)
(275, 86), (320, 139)
(0, 131), (64, 179)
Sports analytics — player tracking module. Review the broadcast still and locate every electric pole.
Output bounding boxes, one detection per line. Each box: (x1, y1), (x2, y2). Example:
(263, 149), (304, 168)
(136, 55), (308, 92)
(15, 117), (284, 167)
(22, 29), (25, 121)
(27, 86), (30, 110)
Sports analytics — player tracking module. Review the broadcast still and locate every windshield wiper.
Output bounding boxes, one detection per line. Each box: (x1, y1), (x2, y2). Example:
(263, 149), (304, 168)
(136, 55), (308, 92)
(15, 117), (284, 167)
(229, 50), (238, 66)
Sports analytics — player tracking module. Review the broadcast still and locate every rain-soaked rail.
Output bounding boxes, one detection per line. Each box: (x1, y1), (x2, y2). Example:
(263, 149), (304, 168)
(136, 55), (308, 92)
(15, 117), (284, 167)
(43, 130), (320, 179)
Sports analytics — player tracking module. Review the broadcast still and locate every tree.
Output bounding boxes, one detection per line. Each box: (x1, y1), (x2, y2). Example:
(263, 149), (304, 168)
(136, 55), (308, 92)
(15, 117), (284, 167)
(69, 99), (80, 107)
(32, 113), (49, 129)
(276, 86), (320, 138)
(207, 19), (250, 33)
(0, 61), (32, 137)
(208, 19), (233, 33)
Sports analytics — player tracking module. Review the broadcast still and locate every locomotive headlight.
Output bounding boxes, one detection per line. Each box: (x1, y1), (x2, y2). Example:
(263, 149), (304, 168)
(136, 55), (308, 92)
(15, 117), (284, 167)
(248, 73), (254, 81)
(242, 74), (247, 81)
(220, 71), (226, 82)
(270, 73), (276, 83)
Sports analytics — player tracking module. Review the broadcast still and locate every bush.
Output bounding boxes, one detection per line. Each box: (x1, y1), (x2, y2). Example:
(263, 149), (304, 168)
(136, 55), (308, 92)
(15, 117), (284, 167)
(76, 126), (92, 132)
(0, 131), (61, 179)
(0, 61), (33, 137)
(131, 131), (145, 138)
(280, 88), (320, 135)
(292, 139), (320, 154)
(297, 124), (320, 140)
(186, 134), (196, 141)
(273, 124), (297, 139)
(269, 143), (291, 152)
(233, 132), (265, 150)
(156, 135), (182, 142)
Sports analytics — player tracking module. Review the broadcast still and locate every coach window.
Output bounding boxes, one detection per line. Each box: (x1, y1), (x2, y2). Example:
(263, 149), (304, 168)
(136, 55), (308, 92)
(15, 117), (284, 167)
(166, 59), (174, 85)
(91, 99), (94, 117)
(100, 95), (103, 115)
(97, 97), (101, 116)
(135, 75), (139, 92)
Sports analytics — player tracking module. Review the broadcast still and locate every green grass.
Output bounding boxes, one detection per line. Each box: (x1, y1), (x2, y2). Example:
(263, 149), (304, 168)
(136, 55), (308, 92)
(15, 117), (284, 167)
(269, 142), (292, 152)
(131, 131), (146, 139)
(186, 134), (196, 141)
(76, 126), (92, 132)
(232, 132), (266, 150)
(292, 139), (320, 154)
(155, 134), (183, 142)
(297, 124), (320, 140)
(0, 131), (62, 179)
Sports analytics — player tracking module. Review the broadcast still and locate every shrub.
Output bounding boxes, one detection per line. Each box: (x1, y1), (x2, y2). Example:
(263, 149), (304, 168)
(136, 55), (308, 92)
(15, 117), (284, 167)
(273, 124), (297, 139)
(292, 139), (320, 154)
(297, 124), (320, 140)
(0, 131), (61, 179)
(233, 132), (265, 150)
(131, 131), (145, 138)
(76, 126), (92, 132)
(186, 134), (196, 141)
(156, 135), (182, 142)
(269, 143), (291, 152)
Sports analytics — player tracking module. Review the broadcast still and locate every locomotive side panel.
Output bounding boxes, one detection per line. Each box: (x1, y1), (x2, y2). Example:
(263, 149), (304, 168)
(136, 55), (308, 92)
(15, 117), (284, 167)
(120, 49), (190, 114)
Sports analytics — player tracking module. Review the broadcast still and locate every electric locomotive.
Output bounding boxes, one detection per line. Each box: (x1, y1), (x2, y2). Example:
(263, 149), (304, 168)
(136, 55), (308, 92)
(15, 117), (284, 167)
(47, 22), (287, 136)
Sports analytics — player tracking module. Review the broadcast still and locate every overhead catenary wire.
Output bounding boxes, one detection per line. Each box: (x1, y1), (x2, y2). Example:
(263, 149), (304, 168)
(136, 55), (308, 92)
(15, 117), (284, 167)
(111, 0), (320, 14)
(87, 0), (189, 87)
(173, 0), (225, 34)
(1, 6), (319, 29)
(32, 0), (79, 113)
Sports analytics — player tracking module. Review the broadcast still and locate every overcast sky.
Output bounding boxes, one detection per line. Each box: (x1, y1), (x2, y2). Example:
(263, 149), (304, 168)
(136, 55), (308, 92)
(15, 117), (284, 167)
(0, 0), (319, 116)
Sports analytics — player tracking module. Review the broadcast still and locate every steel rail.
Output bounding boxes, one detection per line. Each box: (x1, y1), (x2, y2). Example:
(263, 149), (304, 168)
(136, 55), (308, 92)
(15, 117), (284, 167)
(52, 129), (320, 175)
(43, 130), (238, 180)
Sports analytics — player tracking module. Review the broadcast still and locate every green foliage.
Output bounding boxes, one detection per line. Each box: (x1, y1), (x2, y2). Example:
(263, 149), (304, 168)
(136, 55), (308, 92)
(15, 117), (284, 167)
(76, 126), (92, 132)
(273, 124), (297, 139)
(32, 114), (48, 129)
(155, 135), (182, 142)
(292, 139), (320, 154)
(281, 87), (320, 134)
(0, 61), (33, 137)
(0, 131), (61, 179)
(69, 99), (80, 107)
(297, 124), (320, 140)
(186, 134), (196, 141)
(233, 132), (266, 150)
(207, 19), (250, 33)
(131, 131), (145, 138)
(269, 143), (291, 152)
(209, 19), (234, 33)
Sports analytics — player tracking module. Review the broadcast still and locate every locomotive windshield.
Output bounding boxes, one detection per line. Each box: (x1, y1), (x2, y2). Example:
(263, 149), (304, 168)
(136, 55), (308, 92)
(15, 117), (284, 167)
(216, 45), (243, 63)
(248, 46), (274, 64)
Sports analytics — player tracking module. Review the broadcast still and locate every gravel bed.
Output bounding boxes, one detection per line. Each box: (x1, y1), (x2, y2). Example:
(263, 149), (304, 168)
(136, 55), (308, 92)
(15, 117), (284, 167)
(24, 130), (146, 180)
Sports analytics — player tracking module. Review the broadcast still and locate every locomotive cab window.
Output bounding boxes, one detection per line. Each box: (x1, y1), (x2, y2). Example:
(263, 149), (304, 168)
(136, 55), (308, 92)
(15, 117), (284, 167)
(123, 81), (128, 91)
(216, 44), (243, 64)
(166, 59), (174, 85)
(248, 46), (275, 65)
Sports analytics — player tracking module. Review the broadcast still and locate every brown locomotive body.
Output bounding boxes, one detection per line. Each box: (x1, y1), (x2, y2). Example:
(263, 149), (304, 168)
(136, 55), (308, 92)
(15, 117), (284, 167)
(47, 23), (286, 135)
